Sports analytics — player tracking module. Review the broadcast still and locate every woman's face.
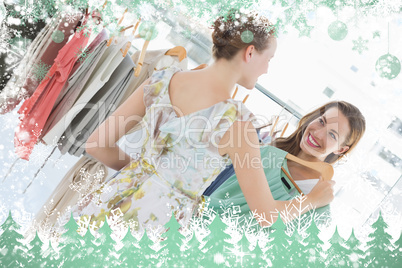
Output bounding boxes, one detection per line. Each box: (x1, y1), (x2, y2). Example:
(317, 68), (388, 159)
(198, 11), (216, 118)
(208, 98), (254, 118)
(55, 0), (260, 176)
(238, 38), (277, 89)
(300, 107), (351, 161)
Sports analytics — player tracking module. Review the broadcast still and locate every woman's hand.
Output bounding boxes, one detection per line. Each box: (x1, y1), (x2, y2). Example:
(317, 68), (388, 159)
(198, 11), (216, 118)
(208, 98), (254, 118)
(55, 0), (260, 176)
(306, 177), (336, 208)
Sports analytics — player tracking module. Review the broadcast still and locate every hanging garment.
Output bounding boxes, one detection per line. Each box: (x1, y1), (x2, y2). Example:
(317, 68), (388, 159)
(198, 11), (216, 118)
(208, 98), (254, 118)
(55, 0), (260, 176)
(14, 18), (91, 161)
(0, 2), (47, 93)
(41, 34), (134, 145)
(66, 69), (135, 157)
(34, 155), (108, 231)
(205, 145), (327, 224)
(53, 28), (109, 111)
(53, 66), (257, 236)
(40, 30), (109, 141)
(0, 11), (81, 114)
(58, 55), (136, 156)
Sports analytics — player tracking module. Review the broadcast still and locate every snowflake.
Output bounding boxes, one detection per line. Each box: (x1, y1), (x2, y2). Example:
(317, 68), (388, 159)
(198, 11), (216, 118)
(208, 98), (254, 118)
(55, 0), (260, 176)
(4, 37), (31, 74)
(76, 46), (92, 63)
(352, 36), (368, 54)
(65, 12), (79, 24)
(76, 24), (90, 38)
(69, 167), (109, 207)
(160, 248), (169, 256)
(0, 24), (11, 53)
(30, 60), (51, 83)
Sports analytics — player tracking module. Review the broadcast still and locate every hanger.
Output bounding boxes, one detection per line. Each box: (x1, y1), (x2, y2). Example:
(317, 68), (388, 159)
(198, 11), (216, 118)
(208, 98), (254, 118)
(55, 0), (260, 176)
(231, 86), (238, 99)
(191, 63), (208, 70)
(107, 8), (128, 47)
(102, 0), (108, 9)
(269, 116), (280, 137)
(285, 153), (334, 181)
(165, 46), (187, 62)
(134, 26), (156, 77)
(119, 19), (141, 57)
(280, 122), (289, 137)
(279, 152), (334, 195)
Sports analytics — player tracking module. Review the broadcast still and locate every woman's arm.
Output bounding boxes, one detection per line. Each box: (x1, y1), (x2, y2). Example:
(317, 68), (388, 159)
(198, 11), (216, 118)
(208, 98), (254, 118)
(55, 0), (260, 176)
(85, 78), (151, 170)
(219, 120), (335, 227)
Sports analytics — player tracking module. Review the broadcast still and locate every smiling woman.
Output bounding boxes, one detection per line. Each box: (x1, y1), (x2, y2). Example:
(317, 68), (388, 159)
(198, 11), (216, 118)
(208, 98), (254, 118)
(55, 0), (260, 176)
(205, 100), (366, 223)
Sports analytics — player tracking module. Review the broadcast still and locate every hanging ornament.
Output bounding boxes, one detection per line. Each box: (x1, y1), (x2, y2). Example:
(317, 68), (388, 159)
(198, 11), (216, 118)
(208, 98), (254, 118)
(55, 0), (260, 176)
(51, 30), (65, 43)
(328, 20), (348, 41)
(375, 54), (401, 80)
(375, 23), (400, 80)
(241, 30), (254, 43)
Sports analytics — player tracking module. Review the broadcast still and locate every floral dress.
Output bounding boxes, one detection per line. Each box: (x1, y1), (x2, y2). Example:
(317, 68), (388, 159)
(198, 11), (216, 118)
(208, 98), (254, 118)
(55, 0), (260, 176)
(61, 65), (256, 234)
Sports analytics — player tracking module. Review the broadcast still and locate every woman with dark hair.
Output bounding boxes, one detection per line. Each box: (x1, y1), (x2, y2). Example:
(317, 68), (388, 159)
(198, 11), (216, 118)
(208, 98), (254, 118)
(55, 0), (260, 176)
(205, 101), (366, 222)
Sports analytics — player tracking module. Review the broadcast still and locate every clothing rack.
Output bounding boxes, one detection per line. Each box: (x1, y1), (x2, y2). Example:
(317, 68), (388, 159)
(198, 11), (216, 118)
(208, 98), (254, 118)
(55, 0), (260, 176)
(254, 83), (302, 120)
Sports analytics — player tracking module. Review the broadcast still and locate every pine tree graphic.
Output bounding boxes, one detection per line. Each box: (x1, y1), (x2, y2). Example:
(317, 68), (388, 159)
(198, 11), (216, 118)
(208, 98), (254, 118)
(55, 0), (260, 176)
(137, 229), (156, 267)
(26, 231), (45, 267)
(288, 228), (307, 267)
(184, 231), (204, 264)
(344, 228), (365, 267)
(303, 217), (326, 267)
(364, 211), (395, 268)
(93, 216), (120, 267)
(250, 239), (268, 267)
(393, 231), (402, 268)
(80, 225), (98, 267)
(160, 212), (186, 266)
(0, 210), (29, 267)
(235, 231), (253, 266)
(202, 214), (234, 266)
(326, 227), (349, 267)
(42, 239), (60, 267)
(118, 226), (141, 267)
(269, 213), (292, 267)
(58, 212), (85, 267)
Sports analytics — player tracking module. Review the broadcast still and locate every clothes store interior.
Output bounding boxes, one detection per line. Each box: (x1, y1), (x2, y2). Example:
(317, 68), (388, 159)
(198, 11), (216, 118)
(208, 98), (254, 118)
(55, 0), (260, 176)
(0, 0), (401, 240)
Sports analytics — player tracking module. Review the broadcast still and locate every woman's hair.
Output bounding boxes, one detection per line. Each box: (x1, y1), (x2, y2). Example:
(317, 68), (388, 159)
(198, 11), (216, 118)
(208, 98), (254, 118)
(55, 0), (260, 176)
(211, 10), (276, 60)
(272, 101), (366, 164)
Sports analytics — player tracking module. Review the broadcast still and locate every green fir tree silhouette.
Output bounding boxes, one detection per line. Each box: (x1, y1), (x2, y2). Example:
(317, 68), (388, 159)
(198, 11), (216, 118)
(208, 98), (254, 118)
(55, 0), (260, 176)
(326, 227), (349, 267)
(288, 228), (307, 267)
(160, 212), (186, 267)
(269, 213), (291, 267)
(81, 225), (99, 267)
(303, 217), (325, 267)
(138, 229), (156, 267)
(249, 239), (268, 267)
(94, 216), (120, 267)
(234, 231), (253, 267)
(344, 228), (365, 267)
(365, 211), (394, 268)
(202, 214), (234, 267)
(27, 231), (45, 267)
(392, 231), (402, 268)
(118, 226), (141, 267)
(184, 231), (204, 264)
(0, 210), (29, 267)
(58, 212), (85, 267)
(42, 239), (60, 268)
